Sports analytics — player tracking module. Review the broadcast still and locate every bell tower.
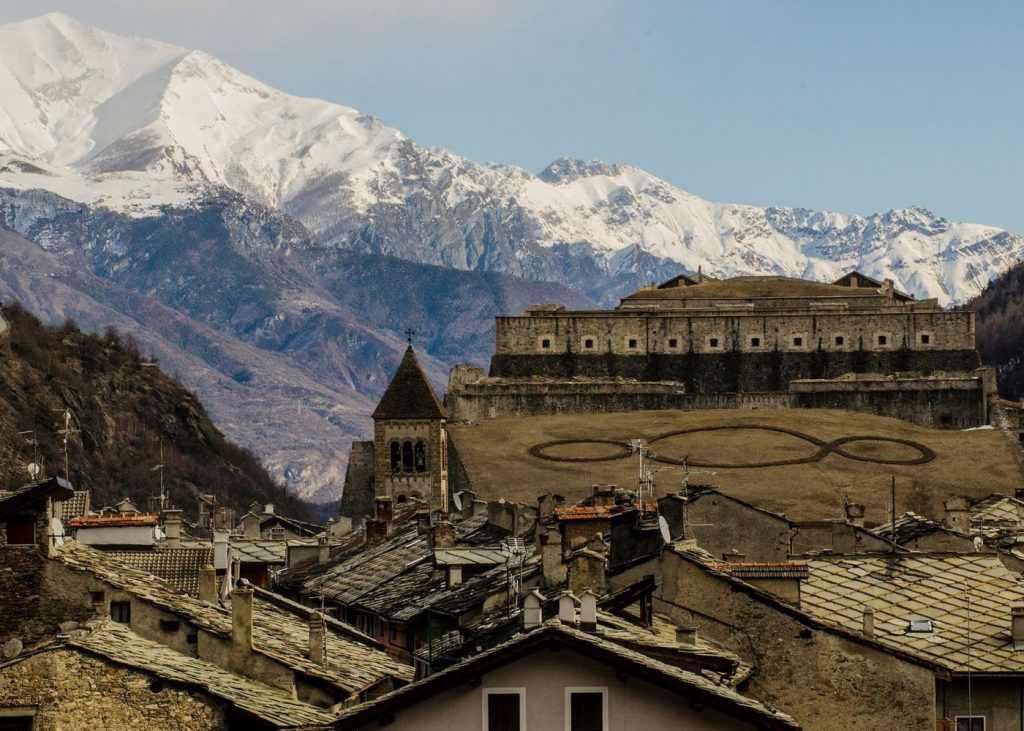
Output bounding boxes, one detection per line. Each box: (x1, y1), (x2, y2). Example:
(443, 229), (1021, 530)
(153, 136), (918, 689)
(371, 345), (449, 513)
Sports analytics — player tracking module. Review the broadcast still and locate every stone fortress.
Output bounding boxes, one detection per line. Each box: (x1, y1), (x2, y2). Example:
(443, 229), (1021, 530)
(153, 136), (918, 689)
(446, 270), (993, 429)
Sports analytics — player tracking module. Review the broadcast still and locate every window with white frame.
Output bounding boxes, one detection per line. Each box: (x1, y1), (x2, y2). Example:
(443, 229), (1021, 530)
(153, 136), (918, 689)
(483, 687), (525, 731)
(955, 717), (985, 731)
(565, 687), (607, 731)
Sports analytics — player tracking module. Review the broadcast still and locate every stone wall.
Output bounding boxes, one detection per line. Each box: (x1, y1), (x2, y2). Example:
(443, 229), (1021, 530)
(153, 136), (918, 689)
(495, 309), (975, 357)
(0, 648), (228, 730)
(340, 441), (376, 526)
(615, 550), (938, 731)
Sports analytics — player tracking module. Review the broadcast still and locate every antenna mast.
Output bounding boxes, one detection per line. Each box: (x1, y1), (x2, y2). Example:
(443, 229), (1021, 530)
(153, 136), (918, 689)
(53, 409), (78, 482)
(151, 439), (166, 511)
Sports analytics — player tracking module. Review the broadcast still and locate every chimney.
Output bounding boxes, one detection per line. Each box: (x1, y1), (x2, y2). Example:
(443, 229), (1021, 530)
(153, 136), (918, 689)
(1012, 602), (1024, 649)
(540, 528), (566, 589)
(163, 509), (182, 549)
(579, 590), (597, 632)
(231, 586), (254, 650)
(567, 551), (607, 596)
(264, 503), (274, 515)
(591, 484), (616, 508)
(308, 612), (326, 665)
(213, 531), (230, 572)
(415, 508), (430, 535)
(375, 496), (394, 523)
(199, 564), (217, 604)
(845, 503), (866, 527)
(317, 536), (331, 565)
(365, 518), (388, 543)
(943, 497), (970, 533)
(558, 592), (577, 626)
(458, 489), (479, 519)
(863, 607), (875, 638)
(447, 564), (463, 587)
(523, 589), (544, 630)
(676, 627), (698, 647)
(241, 512), (261, 540)
(721, 549), (746, 562)
(430, 519), (456, 549)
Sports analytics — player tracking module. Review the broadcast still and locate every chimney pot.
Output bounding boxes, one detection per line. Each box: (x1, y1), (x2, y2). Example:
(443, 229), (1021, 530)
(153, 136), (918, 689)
(430, 519), (456, 549)
(863, 607), (875, 637)
(943, 497), (970, 532)
(579, 590), (598, 631)
(1012, 602), (1024, 649)
(199, 564), (217, 604)
(523, 590), (544, 630)
(308, 612), (326, 665)
(231, 587), (254, 650)
(163, 509), (182, 549)
(558, 593), (578, 626)
(375, 497), (394, 523)
(676, 627), (698, 647)
(415, 508), (430, 534)
(212, 531), (230, 572)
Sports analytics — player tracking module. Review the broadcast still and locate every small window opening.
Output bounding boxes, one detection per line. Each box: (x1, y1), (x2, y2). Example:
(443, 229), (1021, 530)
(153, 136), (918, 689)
(709, 338), (719, 348)
(569, 691), (605, 731)
(541, 339), (551, 349)
(402, 441), (413, 472)
(159, 619), (180, 632)
(627, 338), (638, 349)
(907, 618), (933, 633)
(390, 442), (401, 472)
(486, 691), (523, 731)
(750, 337), (760, 347)
(414, 441), (427, 472)
(793, 337), (803, 347)
(90, 591), (105, 604)
(920, 334), (930, 344)
(668, 338), (678, 349)
(955, 717), (985, 731)
(878, 335), (888, 346)
(940, 414), (952, 427)
(835, 336), (844, 346)
(584, 338), (594, 349)
(186, 633), (198, 645)
(149, 679), (165, 693)
(110, 601), (131, 624)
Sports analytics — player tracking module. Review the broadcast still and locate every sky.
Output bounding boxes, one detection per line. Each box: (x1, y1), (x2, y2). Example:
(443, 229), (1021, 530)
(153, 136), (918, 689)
(1, 0), (1022, 232)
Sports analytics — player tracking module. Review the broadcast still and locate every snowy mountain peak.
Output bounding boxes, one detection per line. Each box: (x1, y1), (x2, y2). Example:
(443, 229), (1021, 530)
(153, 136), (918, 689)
(0, 14), (1021, 306)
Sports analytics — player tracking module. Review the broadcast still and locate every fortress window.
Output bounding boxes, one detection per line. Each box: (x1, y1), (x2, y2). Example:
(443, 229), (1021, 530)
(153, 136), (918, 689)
(414, 441), (427, 472)
(878, 335), (888, 346)
(584, 338), (595, 349)
(709, 338), (719, 348)
(668, 338), (678, 348)
(920, 333), (931, 344)
(750, 337), (760, 347)
(628, 338), (638, 349)
(390, 442), (401, 472)
(793, 337), (803, 347)
(540, 339), (551, 349)
(402, 441), (414, 472)
(835, 336), (844, 346)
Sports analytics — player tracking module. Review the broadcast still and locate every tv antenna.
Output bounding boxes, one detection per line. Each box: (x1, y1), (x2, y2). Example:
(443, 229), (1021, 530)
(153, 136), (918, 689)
(19, 429), (42, 480)
(52, 409), (79, 481)
(151, 439), (167, 511)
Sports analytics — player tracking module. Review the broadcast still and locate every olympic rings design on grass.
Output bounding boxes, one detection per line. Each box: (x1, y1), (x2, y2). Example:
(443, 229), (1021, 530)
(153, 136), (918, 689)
(529, 425), (935, 469)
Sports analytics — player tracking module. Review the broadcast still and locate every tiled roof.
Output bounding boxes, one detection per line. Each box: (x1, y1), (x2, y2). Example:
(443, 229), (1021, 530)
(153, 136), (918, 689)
(70, 621), (335, 730)
(55, 491), (90, 523)
(801, 553), (1024, 673)
(970, 494), (1024, 545)
(336, 621), (800, 730)
(70, 513), (159, 528)
(230, 539), (287, 564)
(371, 346), (447, 420)
(553, 505), (613, 521)
(105, 547), (214, 596)
(709, 561), (810, 579)
(869, 512), (945, 544)
(55, 541), (412, 693)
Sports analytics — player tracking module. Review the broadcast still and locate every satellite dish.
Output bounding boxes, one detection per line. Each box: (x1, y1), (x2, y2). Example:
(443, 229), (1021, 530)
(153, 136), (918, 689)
(658, 515), (671, 543)
(27, 463), (41, 479)
(452, 491), (463, 511)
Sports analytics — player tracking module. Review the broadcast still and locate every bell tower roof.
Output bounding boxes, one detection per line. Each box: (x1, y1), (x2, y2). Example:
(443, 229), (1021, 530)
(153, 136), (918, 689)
(372, 346), (448, 421)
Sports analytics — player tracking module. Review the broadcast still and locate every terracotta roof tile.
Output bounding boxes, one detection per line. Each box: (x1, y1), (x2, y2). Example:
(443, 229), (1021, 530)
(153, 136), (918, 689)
(71, 513), (159, 528)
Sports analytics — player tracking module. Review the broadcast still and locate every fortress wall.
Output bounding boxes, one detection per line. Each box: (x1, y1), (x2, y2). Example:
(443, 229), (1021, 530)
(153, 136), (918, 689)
(489, 349), (981, 389)
(445, 376), (987, 429)
(495, 309), (975, 356)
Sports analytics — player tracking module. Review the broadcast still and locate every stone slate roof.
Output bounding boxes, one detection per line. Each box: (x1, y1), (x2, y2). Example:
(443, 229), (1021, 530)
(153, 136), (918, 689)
(55, 541), (412, 694)
(70, 620), (336, 730)
(0, 476), (73, 516)
(336, 620), (800, 730)
(970, 494), (1024, 547)
(371, 346), (446, 420)
(230, 539), (288, 564)
(105, 547), (214, 596)
(869, 512), (946, 544)
(801, 553), (1024, 673)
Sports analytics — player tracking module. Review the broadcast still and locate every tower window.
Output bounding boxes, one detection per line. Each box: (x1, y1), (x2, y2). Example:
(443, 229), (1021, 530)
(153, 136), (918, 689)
(390, 442), (401, 472)
(878, 335), (888, 346)
(402, 441), (414, 472)
(541, 339), (551, 349)
(835, 336), (845, 346)
(750, 337), (760, 347)
(414, 441), (427, 472)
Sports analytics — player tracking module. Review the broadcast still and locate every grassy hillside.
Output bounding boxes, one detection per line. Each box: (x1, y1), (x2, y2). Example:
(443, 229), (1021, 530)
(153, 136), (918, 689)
(0, 301), (310, 520)
(968, 261), (1024, 399)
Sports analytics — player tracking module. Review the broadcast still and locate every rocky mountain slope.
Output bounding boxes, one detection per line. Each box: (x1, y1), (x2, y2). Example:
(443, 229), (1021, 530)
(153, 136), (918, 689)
(0, 13), (1022, 501)
(967, 261), (1024, 400)
(0, 300), (309, 519)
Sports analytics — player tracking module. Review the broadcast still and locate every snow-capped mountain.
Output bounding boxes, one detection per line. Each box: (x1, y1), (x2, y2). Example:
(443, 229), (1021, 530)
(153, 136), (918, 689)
(1, 13), (1021, 307)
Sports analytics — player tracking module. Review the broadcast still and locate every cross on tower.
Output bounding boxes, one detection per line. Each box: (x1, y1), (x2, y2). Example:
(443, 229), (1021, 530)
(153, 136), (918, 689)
(405, 328), (416, 346)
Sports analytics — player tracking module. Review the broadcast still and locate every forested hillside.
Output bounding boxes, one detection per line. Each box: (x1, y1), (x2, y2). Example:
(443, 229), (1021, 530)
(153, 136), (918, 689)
(969, 260), (1024, 399)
